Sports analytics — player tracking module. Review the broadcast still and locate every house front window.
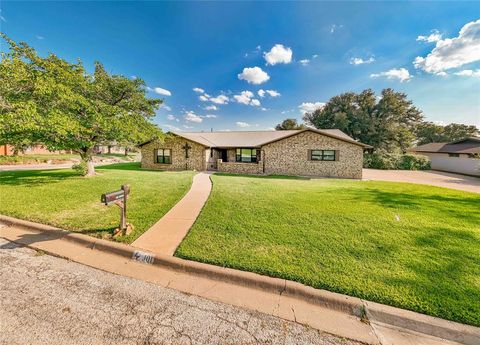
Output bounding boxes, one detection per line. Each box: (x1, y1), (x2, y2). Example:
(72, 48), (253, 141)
(156, 149), (171, 164)
(235, 148), (259, 163)
(310, 150), (336, 161)
(448, 153), (460, 157)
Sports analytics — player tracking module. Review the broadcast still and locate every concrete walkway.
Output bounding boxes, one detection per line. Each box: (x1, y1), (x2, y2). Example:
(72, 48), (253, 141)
(363, 169), (480, 193)
(133, 172), (212, 255)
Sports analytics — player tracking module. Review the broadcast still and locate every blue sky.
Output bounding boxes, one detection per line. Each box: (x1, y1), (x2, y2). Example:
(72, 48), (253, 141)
(1, 1), (479, 132)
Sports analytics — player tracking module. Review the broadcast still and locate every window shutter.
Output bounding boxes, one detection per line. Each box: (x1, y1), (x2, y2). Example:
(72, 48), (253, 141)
(154, 149), (158, 164)
(335, 150), (340, 161)
(307, 149), (312, 161)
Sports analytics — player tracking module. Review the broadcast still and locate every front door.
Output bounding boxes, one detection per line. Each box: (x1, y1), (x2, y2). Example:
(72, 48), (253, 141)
(221, 149), (228, 162)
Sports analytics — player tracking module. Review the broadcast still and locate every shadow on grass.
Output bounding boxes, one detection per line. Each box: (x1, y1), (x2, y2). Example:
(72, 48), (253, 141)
(0, 169), (79, 186)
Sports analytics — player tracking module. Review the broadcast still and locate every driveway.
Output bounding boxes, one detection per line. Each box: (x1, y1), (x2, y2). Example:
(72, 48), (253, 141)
(0, 239), (359, 345)
(363, 169), (480, 193)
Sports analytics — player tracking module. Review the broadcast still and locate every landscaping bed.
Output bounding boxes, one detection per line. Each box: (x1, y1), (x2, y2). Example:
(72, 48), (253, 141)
(176, 174), (480, 326)
(0, 163), (194, 242)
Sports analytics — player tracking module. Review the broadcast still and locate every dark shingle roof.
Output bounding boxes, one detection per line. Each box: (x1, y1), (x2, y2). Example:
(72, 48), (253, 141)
(410, 137), (480, 154)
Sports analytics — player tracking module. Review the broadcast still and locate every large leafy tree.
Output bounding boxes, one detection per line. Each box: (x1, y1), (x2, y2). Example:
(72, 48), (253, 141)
(303, 88), (424, 152)
(0, 34), (162, 176)
(414, 122), (478, 145)
(275, 118), (306, 130)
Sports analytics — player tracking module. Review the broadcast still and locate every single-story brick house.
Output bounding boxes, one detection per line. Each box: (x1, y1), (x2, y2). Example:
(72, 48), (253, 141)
(139, 128), (371, 178)
(409, 137), (480, 176)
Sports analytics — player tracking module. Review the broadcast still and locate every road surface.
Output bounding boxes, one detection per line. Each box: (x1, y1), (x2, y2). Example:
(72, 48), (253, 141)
(0, 239), (359, 345)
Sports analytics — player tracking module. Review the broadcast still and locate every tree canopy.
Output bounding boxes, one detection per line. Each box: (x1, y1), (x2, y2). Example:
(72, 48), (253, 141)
(0, 34), (162, 175)
(275, 118), (306, 130)
(415, 122), (479, 145)
(303, 88), (424, 152)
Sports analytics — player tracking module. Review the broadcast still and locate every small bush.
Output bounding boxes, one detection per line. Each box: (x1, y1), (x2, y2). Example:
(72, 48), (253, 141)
(364, 152), (430, 170)
(397, 154), (431, 170)
(72, 161), (88, 175)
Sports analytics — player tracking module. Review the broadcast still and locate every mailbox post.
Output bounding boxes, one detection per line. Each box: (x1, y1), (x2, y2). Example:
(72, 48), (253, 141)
(101, 184), (132, 235)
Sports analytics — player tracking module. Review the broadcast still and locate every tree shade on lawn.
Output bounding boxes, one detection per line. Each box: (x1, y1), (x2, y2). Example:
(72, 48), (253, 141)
(176, 174), (480, 327)
(0, 163), (194, 242)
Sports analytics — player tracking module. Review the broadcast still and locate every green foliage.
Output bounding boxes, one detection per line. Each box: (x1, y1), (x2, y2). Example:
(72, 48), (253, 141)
(397, 154), (430, 170)
(0, 34), (163, 175)
(72, 161), (88, 176)
(0, 164), (194, 242)
(415, 122), (479, 145)
(275, 118), (306, 130)
(303, 89), (423, 152)
(177, 174), (480, 326)
(363, 151), (430, 170)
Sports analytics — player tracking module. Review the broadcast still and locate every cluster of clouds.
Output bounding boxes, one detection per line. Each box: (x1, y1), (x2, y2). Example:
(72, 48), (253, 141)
(413, 19), (480, 76)
(368, 19), (480, 82)
(194, 87), (229, 105)
(147, 86), (172, 96)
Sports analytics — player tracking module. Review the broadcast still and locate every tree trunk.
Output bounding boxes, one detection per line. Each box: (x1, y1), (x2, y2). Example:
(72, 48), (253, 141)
(124, 147), (128, 156)
(108, 145), (112, 154)
(80, 148), (96, 177)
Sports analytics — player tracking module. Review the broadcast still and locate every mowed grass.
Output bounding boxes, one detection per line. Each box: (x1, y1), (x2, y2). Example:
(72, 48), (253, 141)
(0, 163), (194, 242)
(176, 174), (480, 326)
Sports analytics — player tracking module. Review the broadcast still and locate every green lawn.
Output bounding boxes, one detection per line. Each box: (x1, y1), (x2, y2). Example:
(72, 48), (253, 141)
(0, 152), (137, 165)
(0, 163), (194, 242)
(176, 174), (480, 326)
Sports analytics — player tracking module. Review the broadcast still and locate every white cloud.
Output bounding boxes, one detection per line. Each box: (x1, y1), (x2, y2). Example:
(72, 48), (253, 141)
(312, 54), (319, 59)
(261, 107), (267, 111)
(417, 30), (443, 43)
(454, 69), (480, 77)
(236, 121), (251, 128)
(163, 124), (182, 131)
(299, 59), (310, 66)
(370, 68), (412, 82)
(166, 114), (176, 121)
(298, 102), (325, 115)
(210, 94), (229, 104)
(185, 111), (203, 123)
(250, 99), (261, 107)
(265, 90), (280, 97)
(148, 87), (172, 96)
(330, 24), (343, 34)
(238, 67), (270, 84)
(233, 91), (260, 106)
(162, 105), (172, 111)
(205, 114), (218, 118)
(258, 89), (280, 98)
(199, 95), (209, 102)
(193, 87), (204, 93)
(204, 105), (218, 111)
(0, 10), (5, 22)
(413, 19), (480, 74)
(183, 125), (193, 129)
(264, 44), (293, 65)
(350, 56), (375, 65)
(35, 35), (45, 40)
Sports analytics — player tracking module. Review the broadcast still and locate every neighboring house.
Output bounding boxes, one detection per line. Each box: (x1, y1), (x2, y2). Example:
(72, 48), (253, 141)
(409, 137), (480, 176)
(0, 144), (68, 156)
(140, 128), (371, 179)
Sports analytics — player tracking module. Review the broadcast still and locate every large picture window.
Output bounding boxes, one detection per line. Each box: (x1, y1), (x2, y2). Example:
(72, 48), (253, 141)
(310, 150), (336, 161)
(156, 149), (171, 164)
(235, 148), (259, 163)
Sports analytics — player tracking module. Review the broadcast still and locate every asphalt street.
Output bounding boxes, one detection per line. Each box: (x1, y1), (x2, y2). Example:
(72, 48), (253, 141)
(0, 239), (360, 345)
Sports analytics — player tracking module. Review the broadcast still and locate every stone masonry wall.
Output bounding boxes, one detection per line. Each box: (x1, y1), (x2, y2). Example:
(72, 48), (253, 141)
(217, 159), (264, 174)
(141, 136), (206, 171)
(262, 131), (363, 179)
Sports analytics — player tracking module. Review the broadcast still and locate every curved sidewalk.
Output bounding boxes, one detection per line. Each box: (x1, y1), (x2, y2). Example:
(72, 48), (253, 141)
(132, 172), (212, 255)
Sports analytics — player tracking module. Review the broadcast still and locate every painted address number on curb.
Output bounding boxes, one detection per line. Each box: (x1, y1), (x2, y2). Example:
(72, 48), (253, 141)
(132, 251), (155, 264)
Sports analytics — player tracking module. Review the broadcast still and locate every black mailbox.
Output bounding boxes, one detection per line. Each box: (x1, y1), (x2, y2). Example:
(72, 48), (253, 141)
(101, 190), (125, 205)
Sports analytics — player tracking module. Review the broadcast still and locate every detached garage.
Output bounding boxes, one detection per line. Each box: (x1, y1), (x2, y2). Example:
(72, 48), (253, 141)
(409, 137), (480, 176)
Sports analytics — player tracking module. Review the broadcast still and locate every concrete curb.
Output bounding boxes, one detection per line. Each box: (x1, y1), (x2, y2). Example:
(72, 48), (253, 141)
(1, 214), (479, 345)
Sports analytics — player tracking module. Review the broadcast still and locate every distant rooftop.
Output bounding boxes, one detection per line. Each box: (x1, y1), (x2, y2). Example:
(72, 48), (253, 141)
(410, 137), (480, 154)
